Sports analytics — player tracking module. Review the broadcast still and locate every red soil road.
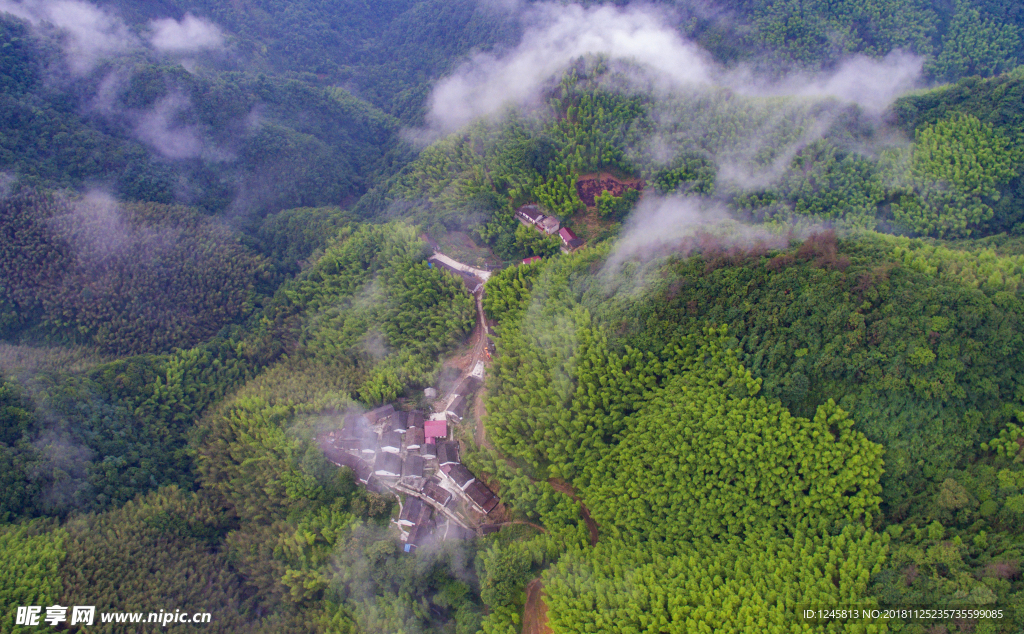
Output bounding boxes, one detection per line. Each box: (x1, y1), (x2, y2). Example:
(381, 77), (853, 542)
(575, 172), (645, 207)
(522, 578), (553, 634)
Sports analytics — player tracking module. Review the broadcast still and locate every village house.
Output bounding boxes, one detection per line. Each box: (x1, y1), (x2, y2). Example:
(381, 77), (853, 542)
(454, 376), (481, 397)
(380, 431), (402, 454)
(388, 412), (408, 434)
(405, 426), (425, 451)
(558, 227), (585, 253)
(374, 452), (402, 478)
(421, 438), (437, 460)
(360, 429), (378, 455)
(515, 204), (544, 226)
(324, 449), (374, 485)
(422, 478), (453, 507)
(402, 454), (425, 487)
(365, 404), (396, 426)
(424, 417), (447, 442)
(522, 256), (542, 265)
(437, 440), (460, 467)
(446, 395), (467, 421)
(404, 522), (432, 553)
(398, 497), (430, 527)
(340, 438), (361, 453)
(539, 215), (561, 234)
(465, 481), (499, 514)
(442, 463), (475, 490)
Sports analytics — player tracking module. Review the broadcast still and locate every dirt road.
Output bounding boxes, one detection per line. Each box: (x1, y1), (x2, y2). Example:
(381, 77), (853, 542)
(521, 578), (553, 634)
(549, 478), (599, 546)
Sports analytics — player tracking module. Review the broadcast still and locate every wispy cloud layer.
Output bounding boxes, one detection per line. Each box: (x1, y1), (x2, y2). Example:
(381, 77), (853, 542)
(0, 0), (226, 74)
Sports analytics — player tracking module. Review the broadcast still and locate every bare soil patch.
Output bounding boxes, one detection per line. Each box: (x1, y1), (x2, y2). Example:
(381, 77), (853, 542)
(575, 172), (645, 207)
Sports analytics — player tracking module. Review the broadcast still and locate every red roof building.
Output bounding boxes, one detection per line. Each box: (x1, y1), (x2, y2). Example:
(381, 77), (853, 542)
(424, 418), (447, 440)
(522, 256), (542, 265)
(558, 227), (584, 252)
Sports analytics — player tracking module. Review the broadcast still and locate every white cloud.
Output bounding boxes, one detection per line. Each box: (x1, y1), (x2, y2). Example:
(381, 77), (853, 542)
(418, 3), (713, 141)
(148, 13), (224, 53)
(0, 0), (138, 74)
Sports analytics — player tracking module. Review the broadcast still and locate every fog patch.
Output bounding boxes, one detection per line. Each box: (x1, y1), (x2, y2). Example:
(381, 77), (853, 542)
(133, 94), (232, 161)
(602, 194), (792, 276)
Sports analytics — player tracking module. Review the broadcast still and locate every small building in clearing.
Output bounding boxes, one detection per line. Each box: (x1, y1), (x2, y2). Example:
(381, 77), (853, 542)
(539, 216), (561, 234)
(515, 205), (544, 225)
(558, 227), (585, 253)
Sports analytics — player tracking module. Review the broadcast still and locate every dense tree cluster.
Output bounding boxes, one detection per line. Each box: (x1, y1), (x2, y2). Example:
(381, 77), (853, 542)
(0, 193), (269, 355)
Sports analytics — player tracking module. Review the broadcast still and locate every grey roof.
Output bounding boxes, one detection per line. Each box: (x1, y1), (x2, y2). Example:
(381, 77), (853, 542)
(399, 497), (426, 525)
(402, 454), (424, 480)
(454, 376), (482, 396)
(446, 395), (467, 419)
(342, 413), (363, 439)
(366, 404), (396, 424)
(420, 440), (437, 459)
(407, 411), (424, 429)
(446, 463), (475, 489)
(390, 411), (409, 433)
(360, 429), (378, 454)
(466, 481), (499, 513)
(437, 440), (460, 466)
(381, 431), (402, 452)
(405, 427), (425, 449)
(340, 438), (361, 452)
(373, 452), (402, 477)
(516, 205), (544, 222)
(422, 479), (452, 506)
(324, 449), (373, 483)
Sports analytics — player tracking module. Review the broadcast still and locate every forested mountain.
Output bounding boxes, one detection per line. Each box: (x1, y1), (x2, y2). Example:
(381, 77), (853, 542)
(2, 0), (1024, 632)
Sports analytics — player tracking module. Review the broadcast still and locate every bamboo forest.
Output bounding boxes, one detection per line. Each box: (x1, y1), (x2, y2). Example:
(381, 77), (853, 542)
(1, 0), (1024, 632)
